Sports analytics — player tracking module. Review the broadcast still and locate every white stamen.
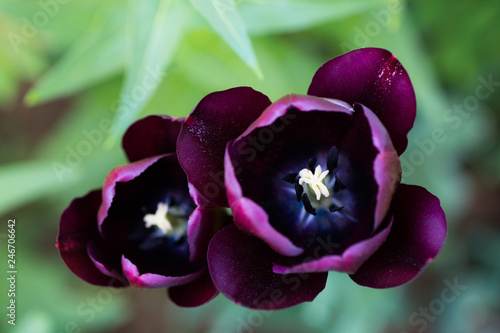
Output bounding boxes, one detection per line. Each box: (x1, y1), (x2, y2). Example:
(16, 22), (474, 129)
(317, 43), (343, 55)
(143, 203), (173, 234)
(298, 165), (330, 200)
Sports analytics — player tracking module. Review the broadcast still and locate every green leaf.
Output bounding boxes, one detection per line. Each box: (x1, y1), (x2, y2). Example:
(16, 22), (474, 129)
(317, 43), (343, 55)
(25, 1), (127, 106)
(189, 0), (261, 78)
(239, 0), (386, 35)
(107, 0), (188, 144)
(0, 160), (81, 215)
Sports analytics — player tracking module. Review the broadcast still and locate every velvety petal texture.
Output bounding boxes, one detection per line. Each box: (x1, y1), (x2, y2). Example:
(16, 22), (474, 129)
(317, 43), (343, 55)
(332, 102), (398, 242)
(57, 190), (127, 287)
(177, 87), (271, 207)
(353, 103), (401, 231)
(187, 204), (232, 263)
(122, 115), (183, 162)
(272, 218), (392, 274)
(121, 256), (203, 289)
(308, 47), (416, 155)
(350, 184), (447, 288)
(236, 94), (354, 139)
(168, 271), (219, 307)
(208, 225), (328, 310)
(87, 239), (127, 284)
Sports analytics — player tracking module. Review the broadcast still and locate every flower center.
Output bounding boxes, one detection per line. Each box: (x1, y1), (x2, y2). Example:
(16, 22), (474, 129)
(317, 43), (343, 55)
(143, 202), (187, 238)
(282, 146), (346, 216)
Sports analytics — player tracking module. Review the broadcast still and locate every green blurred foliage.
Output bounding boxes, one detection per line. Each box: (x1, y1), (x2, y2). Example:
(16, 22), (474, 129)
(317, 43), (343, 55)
(0, 0), (499, 332)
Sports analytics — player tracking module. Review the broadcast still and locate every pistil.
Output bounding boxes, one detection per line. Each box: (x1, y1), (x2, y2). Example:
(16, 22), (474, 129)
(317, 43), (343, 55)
(298, 165), (330, 201)
(143, 202), (187, 238)
(144, 203), (173, 234)
(282, 145), (347, 217)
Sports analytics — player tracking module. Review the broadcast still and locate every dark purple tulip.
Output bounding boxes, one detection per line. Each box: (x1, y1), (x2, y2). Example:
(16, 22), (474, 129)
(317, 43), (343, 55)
(179, 48), (447, 309)
(57, 116), (229, 307)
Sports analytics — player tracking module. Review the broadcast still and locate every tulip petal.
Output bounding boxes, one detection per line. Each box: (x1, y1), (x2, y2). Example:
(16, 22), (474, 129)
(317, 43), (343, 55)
(225, 147), (304, 257)
(355, 103), (401, 231)
(168, 270), (219, 307)
(208, 225), (328, 310)
(121, 256), (203, 289)
(333, 106), (381, 238)
(273, 217), (392, 274)
(188, 182), (210, 209)
(122, 115), (183, 162)
(177, 87), (271, 206)
(236, 94), (353, 139)
(350, 184), (447, 288)
(57, 190), (127, 287)
(87, 239), (127, 285)
(308, 47), (416, 155)
(187, 205), (232, 263)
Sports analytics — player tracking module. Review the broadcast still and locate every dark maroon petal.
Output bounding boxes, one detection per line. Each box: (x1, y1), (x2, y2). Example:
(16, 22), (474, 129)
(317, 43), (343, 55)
(177, 87), (271, 206)
(273, 217), (392, 274)
(98, 154), (168, 232)
(236, 94), (353, 139)
(308, 48), (416, 155)
(350, 184), (447, 288)
(121, 256), (203, 288)
(122, 115), (183, 162)
(57, 190), (127, 287)
(188, 182), (210, 209)
(187, 205), (232, 264)
(327, 105), (380, 241)
(168, 270), (218, 307)
(87, 239), (128, 285)
(355, 103), (400, 231)
(208, 225), (328, 310)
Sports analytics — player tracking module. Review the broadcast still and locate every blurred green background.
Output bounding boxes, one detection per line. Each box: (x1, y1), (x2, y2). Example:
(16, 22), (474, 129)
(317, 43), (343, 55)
(0, 0), (499, 332)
